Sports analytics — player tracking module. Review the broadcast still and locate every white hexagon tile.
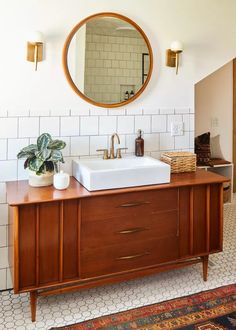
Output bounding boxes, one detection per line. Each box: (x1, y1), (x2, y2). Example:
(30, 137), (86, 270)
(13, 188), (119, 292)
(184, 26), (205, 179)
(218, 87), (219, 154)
(0, 197), (235, 330)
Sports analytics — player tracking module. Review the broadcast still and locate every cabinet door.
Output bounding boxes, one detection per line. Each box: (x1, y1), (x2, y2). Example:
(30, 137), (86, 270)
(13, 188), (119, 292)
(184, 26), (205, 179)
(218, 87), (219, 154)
(16, 199), (80, 292)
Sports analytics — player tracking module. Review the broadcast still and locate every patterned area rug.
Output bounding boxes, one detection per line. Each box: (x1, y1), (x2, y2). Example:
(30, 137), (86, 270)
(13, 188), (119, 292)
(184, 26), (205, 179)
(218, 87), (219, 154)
(51, 284), (236, 329)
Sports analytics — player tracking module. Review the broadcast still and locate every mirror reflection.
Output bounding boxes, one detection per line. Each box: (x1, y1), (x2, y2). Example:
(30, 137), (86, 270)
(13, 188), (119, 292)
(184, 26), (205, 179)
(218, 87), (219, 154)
(66, 15), (151, 105)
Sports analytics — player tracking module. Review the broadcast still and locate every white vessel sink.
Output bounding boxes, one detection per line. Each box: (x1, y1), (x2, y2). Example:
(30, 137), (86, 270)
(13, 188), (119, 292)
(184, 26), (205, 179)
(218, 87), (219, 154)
(73, 156), (170, 191)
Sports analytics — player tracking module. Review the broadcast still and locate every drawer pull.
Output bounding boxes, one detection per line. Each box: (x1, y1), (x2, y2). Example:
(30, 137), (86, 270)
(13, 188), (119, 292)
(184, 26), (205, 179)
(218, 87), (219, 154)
(117, 227), (148, 235)
(119, 201), (151, 208)
(116, 252), (150, 260)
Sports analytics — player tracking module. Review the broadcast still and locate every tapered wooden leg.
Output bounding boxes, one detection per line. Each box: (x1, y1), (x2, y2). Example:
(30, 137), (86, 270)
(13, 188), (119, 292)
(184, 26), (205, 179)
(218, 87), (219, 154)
(30, 291), (37, 322)
(202, 255), (209, 281)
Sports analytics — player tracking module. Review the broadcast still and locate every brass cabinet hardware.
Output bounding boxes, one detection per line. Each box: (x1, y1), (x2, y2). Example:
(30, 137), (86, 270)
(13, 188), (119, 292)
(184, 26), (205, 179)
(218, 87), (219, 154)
(116, 252), (150, 260)
(96, 149), (109, 160)
(117, 227), (149, 234)
(119, 201), (151, 207)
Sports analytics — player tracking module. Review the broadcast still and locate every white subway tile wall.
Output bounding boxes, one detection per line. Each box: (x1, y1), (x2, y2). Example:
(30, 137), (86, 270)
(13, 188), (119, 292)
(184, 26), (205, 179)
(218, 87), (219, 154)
(0, 107), (194, 289)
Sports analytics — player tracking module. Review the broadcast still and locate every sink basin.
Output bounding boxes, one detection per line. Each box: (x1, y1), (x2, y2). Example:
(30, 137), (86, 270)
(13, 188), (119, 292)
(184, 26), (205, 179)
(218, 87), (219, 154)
(73, 156), (170, 191)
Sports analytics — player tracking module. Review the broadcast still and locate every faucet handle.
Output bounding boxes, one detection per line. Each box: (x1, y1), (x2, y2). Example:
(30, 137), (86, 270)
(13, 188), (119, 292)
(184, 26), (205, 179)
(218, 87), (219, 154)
(96, 149), (109, 160)
(116, 147), (128, 159)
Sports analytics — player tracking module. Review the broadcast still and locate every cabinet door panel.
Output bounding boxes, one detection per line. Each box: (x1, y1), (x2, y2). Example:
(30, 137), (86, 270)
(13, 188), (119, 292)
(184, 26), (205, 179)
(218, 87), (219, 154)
(193, 185), (207, 254)
(179, 187), (190, 257)
(39, 202), (60, 285)
(63, 200), (80, 280)
(19, 204), (37, 289)
(210, 184), (221, 251)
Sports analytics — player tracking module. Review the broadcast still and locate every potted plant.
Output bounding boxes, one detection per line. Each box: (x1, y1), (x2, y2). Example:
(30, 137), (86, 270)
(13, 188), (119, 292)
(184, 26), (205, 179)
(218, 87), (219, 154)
(17, 133), (66, 187)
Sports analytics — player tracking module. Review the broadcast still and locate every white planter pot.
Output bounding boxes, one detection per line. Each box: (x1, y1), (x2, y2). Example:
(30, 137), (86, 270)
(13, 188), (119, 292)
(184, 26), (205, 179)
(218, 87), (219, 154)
(28, 170), (54, 187)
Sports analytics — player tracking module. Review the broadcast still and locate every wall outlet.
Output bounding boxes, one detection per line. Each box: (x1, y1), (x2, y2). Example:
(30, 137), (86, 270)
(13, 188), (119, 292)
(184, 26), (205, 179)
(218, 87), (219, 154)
(171, 122), (184, 136)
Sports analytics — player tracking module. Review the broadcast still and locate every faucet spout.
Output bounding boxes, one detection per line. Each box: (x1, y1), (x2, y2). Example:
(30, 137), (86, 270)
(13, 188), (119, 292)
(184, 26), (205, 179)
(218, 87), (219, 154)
(110, 133), (120, 159)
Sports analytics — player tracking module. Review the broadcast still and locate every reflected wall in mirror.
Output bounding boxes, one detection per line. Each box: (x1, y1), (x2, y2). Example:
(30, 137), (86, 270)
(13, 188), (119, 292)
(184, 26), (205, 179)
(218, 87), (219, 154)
(63, 13), (153, 108)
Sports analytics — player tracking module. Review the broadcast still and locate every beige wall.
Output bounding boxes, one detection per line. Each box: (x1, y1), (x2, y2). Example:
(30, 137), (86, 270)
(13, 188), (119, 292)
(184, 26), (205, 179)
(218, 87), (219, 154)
(195, 61), (233, 161)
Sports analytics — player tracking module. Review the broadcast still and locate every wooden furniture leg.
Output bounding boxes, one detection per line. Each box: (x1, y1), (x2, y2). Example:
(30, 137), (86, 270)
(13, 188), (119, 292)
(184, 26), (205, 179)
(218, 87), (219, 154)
(201, 255), (209, 281)
(30, 291), (37, 322)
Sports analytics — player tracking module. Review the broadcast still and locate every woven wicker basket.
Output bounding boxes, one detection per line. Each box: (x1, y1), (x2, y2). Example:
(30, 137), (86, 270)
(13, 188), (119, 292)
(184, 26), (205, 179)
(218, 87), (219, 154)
(161, 152), (196, 173)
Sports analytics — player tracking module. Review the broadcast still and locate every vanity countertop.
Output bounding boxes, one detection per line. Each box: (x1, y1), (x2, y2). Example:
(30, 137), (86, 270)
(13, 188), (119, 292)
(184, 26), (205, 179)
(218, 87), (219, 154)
(6, 169), (229, 206)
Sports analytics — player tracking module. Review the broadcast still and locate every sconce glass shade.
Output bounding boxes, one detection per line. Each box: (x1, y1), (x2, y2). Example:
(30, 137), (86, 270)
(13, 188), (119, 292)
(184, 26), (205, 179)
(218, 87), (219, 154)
(28, 31), (44, 44)
(170, 40), (183, 53)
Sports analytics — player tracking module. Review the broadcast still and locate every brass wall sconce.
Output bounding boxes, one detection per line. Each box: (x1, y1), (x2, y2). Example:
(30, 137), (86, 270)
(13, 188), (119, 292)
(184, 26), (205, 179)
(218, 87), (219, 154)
(27, 31), (44, 71)
(166, 40), (183, 74)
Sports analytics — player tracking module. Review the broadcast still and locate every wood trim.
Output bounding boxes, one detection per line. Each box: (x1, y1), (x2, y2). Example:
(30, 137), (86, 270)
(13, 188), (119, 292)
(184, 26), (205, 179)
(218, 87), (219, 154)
(59, 201), (64, 282)
(38, 258), (202, 297)
(78, 201), (81, 278)
(36, 205), (40, 286)
(219, 184), (224, 250)
(206, 185), (210, 252)
(13, 207), (19, 293)
(233, 58), (236, 192)
(62, 12), (153, 109)
(189, 187), (194, 255)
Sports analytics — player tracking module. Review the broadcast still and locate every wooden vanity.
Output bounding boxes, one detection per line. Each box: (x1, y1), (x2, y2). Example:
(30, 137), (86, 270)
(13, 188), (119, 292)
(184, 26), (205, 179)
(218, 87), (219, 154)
(7, 170), (228, 321)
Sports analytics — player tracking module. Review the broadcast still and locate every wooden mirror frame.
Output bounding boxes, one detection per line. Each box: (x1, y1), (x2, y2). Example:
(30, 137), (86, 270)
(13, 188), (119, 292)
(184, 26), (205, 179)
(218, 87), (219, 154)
(62, 12), (153, 108)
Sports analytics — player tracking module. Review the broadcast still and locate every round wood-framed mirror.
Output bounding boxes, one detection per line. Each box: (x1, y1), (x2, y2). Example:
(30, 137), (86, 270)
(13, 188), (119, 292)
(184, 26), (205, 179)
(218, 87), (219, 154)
(62, 12), (153, 108)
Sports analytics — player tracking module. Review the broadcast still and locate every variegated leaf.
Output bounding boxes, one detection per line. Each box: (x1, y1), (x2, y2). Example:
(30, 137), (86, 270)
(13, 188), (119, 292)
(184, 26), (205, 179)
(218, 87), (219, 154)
(47, 140), (66, 150)
(37, 133), (52, 151)
(28, 158), (44, 172)
(48, 150), (63, 162)
(35, 149), (52, 161)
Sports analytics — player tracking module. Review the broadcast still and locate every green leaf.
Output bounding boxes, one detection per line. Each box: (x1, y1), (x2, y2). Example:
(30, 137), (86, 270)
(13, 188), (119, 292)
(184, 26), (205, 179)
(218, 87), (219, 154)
(20, 144), (38, 154)
(37, 133), (52, 151)
(48, 150), (63, 162)
(47, 139), (66, 150)
(28, 158), (44, 172)
(35, 149), (51, 161)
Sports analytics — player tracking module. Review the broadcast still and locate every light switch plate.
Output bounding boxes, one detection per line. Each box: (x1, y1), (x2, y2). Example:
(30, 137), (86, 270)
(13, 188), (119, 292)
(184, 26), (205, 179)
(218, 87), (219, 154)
(171, 122), (184, 136)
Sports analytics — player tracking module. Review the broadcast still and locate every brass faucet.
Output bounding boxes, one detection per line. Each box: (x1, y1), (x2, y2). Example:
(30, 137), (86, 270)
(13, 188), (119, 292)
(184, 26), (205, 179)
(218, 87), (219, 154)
(110, 133), (120, 159)
(96, 133), (128, 159)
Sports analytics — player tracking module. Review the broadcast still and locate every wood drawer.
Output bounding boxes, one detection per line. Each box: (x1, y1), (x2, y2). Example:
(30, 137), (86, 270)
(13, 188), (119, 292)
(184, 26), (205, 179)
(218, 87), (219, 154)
(81, 236), (179, 278)
(81, 210), (179, 250)
(81, 188), (178, 222)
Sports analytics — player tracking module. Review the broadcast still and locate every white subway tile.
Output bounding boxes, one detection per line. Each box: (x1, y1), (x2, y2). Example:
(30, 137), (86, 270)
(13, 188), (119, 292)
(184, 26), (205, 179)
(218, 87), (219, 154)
(6, 268), (13, 289)
(108, 109), (126, 116)
(60, 117), (80, 136)
(8, 138), (28, 160)
(19, 117), (39, 138)
(152, 115), (167, 133)
(50, 109), (70, 116)
(189, 114), (195, 131)
(71, 108), (89, 116)
(167, 115), (183, 131)
(0, 109), (8, 117)
(126, 107), (142, 115)
(59, 157), (74, 176)
(0, 204), (8, 225)
(160, 108), (175, 115)
(135, 116), (151, 133)
(0, 140), (7, 160)
(118, 116), (134, 134)
(143, 108), (159, 115)
(8, 108), (30, 117)
(174, 108), (190, 114)
(189, 131), (195, 148)
(0, 183), (6, 203)
(0, 118), (18, 138)
(80, 117), (99, 135)
(0, 268), (6, 290)
(30, 108), (50, 116)
(90, 108), (108, 116)
(0, 225), (6, 247)
(40, 117), (60, 136)
(144, 133), (160, 152)
(150, 151), (161, 159)
(160, 133), (175, 150)
(183, 114), (190, 131)
(71, 137), (89, 156)
(125, 134), (136, 153)
(90, 136), (108, 155)
(0, 160), (17, 181)
(175, 133), (190, 149)
(99, 116), (117, 135)
(0, 247), (8, 268)
(17, 160), (29, 181)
